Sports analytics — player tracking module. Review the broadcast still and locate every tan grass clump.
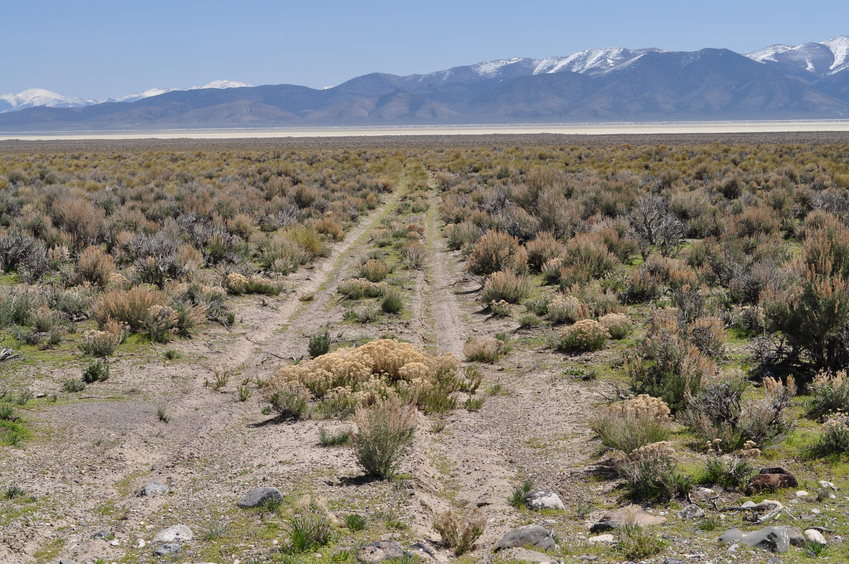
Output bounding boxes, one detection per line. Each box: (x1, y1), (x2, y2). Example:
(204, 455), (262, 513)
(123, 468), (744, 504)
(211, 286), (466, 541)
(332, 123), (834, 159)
(92, 286), (168, 332)
(590, 395), (671, 454)
(225, 272), (249, 295)
(599, 312), (633, 339)
(359, 259), (389, 283)
(267, 339), (461, 412)
(463, 336), (508, 363)
(557, 319), (610, 353)
(481, 270), (530, 304)
(79, 318), (124, 357)
(467, 230), (528, 275)
(75, 245), (116, 287)
(547, 295), (590, 325)
(607, 394), (671, 421)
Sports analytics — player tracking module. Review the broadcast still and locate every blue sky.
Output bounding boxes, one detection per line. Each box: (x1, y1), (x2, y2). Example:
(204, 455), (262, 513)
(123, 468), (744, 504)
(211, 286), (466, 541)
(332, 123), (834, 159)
(2, 0), (848, 98)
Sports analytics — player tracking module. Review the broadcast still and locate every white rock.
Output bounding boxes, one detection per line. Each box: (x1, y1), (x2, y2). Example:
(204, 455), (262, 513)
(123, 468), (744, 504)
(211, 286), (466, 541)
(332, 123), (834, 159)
(796, 490), (810, 498)
(588, 534), (615, 544)
(136, 539), (145, 548)
(526, 490), (565, 511)
(153, 524), (193, 543)
(805, 529), (827, 545)
(818, 480), (837, 490)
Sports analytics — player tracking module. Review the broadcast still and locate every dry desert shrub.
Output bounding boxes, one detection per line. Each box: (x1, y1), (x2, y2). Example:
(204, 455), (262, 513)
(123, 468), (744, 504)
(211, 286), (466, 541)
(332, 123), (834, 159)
(358, 259), (389, 283)
(560, 232), (618, 284)
(557, 319), (610, 353)
(445, 221), (481, 251)
(599, 312), (633, 339)
(225, 273), (249, 295)
(463, 336), (508, 363)
(433, 510), (485, 556)
(525, 231), (565, 272)
(627, 308), (716, 412)
(260, 232), (311, 274)
(267, 339), (464, 414)
(547, 295), (590, 325)
(481, 270), (530, 303)
(617, 441), (689, 502)
(814, 412), (849, 456)
(401, 241), (426, 269)
(74, 245), (116, 287)
(225, 273), (281, 296)
(337, 279), (385, 299)
(78, 318), (124, 357)
(92, 286), (167, 332)
(313, 216), (344, 241)
(352, 398), (417, 479)
(689, 316), (726, 358)
(590, 395), (671, 453)
(467, 230), (528, 275)
(809, 369), (849, 418)
(684, 375), (795, 449)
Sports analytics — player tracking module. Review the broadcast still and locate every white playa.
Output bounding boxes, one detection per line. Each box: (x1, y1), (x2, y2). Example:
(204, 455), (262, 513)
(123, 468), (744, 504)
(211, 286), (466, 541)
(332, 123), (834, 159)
(2, 120), (849, 141)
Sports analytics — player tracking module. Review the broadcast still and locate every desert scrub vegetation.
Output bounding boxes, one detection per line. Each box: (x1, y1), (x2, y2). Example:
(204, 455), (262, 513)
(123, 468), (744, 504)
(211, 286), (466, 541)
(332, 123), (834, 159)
(590, 395), (672, 453)
(264, 338), (479, 416)
(352, 398), (417, 479)
(556, 319), (610, 353)
(0, 147), (394, 356)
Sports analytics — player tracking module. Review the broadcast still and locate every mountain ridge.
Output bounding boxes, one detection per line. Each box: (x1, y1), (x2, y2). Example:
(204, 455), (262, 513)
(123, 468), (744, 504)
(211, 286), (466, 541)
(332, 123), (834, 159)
(3, 37), (849, 130)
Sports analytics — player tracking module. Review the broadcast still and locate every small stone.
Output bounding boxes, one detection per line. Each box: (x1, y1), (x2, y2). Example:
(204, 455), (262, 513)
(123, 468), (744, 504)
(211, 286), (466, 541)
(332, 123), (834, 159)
(663, 560), (685, 564)
(818, 480), (837, 490)
(495, 525), (556, 551)
(526, 490), (565, 511)
(109, 539), (120, 546)
(154, 543), (181, 556)
(579, 556), (598, 562)
(237, 486), (283, 508)
(153, 524), (193, 543)
(739, 526), (791, 553)
(137, 539), (146, 548)
(796, 490), (810, 498)
(786, 527), (806, 547)
(741, 501), (757, 508)
(677, 504), (705, 520)
(137, 481), (169, 497)
(719, 529), (744, 544)
(804, 529), (827, 545)
(59, 560), (76, 564)
(356, 540), (405, 563)
(587, 534), (615, 544)
(408, 540), (438, 560)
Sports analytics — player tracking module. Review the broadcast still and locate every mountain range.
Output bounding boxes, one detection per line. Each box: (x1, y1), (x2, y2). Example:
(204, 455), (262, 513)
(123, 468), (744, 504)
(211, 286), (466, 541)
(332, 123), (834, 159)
(2, 37), (848, 131)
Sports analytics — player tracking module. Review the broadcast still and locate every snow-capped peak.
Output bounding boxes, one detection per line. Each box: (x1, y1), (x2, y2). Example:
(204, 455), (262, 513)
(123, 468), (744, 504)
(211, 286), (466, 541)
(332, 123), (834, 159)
(472, 58), (524, 76)
(191, 80), (251, 90)
(532, 47), (658, 75)
(115, 88), (173, 103)
(747, 36), (849, 76)
(0, 88), (93, 110)
(823, 36), (849, 71)
(747, 44), (793, 63)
